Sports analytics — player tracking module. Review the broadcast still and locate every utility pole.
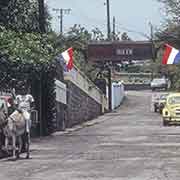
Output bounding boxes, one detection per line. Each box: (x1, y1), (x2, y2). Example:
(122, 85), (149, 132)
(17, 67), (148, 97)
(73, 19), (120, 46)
(149, 21), (155, 79)
(38, 0), (45, 136)
(107, 65), (112, 111)
(149, 22), (154, 41)
(105, 0), (112, 111)
(38, 0), (46, 33)
(113, 16), (116, 40)
(106, 0), (111, 40)
(149, 22), (156, 60)
(53, 8), (71, 35)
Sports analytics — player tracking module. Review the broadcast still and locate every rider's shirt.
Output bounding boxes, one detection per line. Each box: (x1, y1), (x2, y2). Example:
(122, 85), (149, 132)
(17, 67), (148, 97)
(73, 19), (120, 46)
(15, 94), (34, 112)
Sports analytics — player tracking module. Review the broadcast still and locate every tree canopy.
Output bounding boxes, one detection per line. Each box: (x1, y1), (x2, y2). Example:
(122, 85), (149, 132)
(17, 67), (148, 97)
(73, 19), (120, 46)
(155, 0), (180, 89)
(0, 0), (50, 32)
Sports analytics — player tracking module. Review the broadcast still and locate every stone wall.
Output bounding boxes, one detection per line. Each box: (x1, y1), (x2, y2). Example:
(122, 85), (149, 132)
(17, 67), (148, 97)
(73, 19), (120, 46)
(64, 66), (108, 128)
(65, 81), (102, 128)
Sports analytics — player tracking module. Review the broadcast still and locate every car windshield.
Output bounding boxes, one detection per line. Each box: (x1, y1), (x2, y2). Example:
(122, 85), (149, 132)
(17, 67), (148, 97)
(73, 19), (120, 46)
(152, 79), (165, 83)
(160, 94), (168, 100)
(168, 96), (180, 104)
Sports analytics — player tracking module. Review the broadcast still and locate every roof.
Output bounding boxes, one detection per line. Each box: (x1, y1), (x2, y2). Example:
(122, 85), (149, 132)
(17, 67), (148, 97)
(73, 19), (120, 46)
(88, 41), (152, 45)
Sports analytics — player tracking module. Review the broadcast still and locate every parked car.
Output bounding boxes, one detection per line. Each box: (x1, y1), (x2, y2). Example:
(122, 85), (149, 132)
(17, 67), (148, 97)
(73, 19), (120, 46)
(162, 93), (180, 126)
(150, 78), (168, 91)
(153, 93), (169, 113)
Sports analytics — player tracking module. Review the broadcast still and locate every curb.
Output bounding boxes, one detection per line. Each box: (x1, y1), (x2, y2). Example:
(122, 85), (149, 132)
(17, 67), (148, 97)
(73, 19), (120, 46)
(52, 115), (111, 136)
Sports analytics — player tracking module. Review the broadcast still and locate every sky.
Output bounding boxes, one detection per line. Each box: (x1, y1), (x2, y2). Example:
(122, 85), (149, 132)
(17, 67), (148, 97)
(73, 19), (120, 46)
(45, 0), (164, 40)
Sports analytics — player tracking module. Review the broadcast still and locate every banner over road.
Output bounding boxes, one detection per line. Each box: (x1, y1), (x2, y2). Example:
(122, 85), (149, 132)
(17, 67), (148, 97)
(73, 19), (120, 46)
(88, 41), (154, 63)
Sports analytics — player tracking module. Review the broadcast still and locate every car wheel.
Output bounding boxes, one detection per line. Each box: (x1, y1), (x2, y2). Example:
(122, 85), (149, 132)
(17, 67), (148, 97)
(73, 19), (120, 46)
(154, 106), (157, 112)
(163, 118), (168, 126)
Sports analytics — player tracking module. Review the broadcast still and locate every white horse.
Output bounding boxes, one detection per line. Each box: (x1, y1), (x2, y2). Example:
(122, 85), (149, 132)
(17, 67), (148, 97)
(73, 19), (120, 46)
(3, 110), (31, 159)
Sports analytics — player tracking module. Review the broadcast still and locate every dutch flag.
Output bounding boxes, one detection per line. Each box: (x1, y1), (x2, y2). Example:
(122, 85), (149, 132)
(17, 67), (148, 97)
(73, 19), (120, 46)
(60, 47), (74, 71)
(162, 44), (180, 64)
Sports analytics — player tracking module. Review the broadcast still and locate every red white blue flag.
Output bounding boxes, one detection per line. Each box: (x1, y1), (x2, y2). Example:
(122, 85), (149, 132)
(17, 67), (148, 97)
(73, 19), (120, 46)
(60, 47), (74, 71)
(162, 44), (180, 64)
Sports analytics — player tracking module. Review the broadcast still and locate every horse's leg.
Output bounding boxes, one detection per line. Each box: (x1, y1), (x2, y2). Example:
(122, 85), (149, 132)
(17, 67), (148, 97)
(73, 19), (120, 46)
(5, 136), (8, 149)
(12, 135), (16, 159)
(2, 136), (9, 153)
(26, 133), (30, 159)
(16, 136), (22, 159)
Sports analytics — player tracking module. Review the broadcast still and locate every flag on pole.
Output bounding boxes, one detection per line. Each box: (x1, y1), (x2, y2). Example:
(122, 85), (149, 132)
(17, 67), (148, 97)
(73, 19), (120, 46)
(162, 44), (180, 64)
(60, 47), (74, 71)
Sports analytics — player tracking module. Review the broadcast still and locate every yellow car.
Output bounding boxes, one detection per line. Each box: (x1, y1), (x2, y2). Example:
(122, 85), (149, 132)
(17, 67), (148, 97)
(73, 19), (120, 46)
(162, 93), (180, 126)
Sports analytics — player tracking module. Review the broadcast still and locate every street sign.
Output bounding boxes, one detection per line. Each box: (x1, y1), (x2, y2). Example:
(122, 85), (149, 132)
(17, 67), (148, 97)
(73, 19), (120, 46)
(88, 41), (154, 63)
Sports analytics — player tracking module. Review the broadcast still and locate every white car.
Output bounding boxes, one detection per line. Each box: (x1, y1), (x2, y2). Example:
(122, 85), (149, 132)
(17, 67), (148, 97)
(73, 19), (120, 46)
(150, 78), (168, 91)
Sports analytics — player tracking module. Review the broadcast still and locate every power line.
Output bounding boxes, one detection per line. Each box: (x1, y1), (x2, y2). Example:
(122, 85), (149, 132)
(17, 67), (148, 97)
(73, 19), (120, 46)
(52, 8), (71, 35)
(112, 16), (116, 40)
(106, 0), (111, 40)
(51, 5), (153, 40)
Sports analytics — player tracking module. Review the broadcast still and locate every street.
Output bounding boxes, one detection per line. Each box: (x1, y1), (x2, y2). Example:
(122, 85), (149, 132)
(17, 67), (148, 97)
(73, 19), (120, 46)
(1, 91), (180, 180)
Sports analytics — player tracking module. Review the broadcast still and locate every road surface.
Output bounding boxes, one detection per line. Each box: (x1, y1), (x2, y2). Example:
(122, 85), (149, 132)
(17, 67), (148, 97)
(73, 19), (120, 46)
(1, 91), (180, 180)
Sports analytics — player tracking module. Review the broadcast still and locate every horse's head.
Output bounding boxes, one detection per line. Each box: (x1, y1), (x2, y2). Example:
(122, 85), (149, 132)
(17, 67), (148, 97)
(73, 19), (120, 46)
(0, 103), (8, 128)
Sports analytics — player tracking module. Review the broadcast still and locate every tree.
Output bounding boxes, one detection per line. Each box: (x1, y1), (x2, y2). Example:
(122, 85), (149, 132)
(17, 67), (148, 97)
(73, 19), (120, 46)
(38, 0), (46, 33)
(92, 28), (105, 41)
(0, 0), (51, 33)
(157, 0), (180, 24)
(55, 24), (104, 81)
(155, 0), (180, 89)
(0, 0), (10, 25)
(121, 32), (131, 41)
(156, 0), (180, 45)
(0, 27), (61, 135)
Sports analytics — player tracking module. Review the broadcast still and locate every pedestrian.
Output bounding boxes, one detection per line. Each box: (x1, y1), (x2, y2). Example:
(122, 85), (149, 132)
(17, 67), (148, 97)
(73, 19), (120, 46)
(15, 81), (34, 133)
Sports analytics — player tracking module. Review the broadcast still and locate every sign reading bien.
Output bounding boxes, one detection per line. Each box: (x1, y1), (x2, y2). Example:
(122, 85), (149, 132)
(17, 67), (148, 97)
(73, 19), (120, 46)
(88, 41), (154, 63)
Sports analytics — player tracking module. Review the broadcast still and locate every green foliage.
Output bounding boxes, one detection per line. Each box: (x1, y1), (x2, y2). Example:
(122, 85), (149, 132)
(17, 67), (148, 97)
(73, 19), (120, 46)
(156, 0), (180, 90)
(157, 0), (180, 24)
(92, 28), (105, 40)
(156, 0), (180, 45)
(0, 0), (51, 32)
(0, 0), (10, 25)
(121, 32), (131, 41)
(56, 24), (102, 81)
(0, 26), (57, 65)
(0, 26), (60, 136)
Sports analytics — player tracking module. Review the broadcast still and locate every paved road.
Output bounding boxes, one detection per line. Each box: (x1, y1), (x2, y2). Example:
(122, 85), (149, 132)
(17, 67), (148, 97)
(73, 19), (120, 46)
(1, 91), (180, 180)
